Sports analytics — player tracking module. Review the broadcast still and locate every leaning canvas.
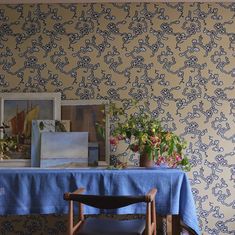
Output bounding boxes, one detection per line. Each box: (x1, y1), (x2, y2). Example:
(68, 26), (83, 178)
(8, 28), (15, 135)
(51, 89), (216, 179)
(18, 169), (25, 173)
(31, 120), (70, 167)
(40, 132), (88, 168)
(31, 120), (56, 167)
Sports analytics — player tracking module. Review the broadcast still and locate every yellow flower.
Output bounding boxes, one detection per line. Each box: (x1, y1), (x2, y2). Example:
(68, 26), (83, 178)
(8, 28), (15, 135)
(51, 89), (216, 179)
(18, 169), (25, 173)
(141, 134), (148, 143)
(165, 132), (172, 141)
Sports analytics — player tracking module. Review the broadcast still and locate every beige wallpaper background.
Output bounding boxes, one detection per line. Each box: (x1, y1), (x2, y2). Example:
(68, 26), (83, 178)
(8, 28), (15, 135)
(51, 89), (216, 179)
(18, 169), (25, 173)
(0, 2), (235, 234)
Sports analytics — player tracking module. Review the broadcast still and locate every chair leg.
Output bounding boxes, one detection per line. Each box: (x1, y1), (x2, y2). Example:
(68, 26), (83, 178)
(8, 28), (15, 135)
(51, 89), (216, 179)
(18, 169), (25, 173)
(68, 200), (73, 235)
(69, 201), (84, 235)
(78, 202), (84, 221)
(172, 215), (181, 235)
(146, 200), (157, 235)
(146, 202), (151, 235)
(151, 200), (156, 235)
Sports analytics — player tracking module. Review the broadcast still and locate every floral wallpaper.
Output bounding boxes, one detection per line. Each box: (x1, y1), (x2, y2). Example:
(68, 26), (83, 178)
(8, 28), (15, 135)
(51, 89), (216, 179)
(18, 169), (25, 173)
(0, 2), (235, 234)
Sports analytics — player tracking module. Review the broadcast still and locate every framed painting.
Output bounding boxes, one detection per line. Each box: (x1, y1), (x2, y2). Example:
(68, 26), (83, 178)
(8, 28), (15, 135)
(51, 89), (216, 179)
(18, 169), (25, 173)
(0, 92), (61, 167)
(61, 100), (110, 166)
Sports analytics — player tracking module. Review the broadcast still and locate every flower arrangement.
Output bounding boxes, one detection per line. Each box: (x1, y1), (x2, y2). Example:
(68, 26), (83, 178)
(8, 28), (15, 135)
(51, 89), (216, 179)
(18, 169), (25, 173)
(0, 137), (18, 160)
(109, 104), (191, 171)
(0, 122), (26, 160)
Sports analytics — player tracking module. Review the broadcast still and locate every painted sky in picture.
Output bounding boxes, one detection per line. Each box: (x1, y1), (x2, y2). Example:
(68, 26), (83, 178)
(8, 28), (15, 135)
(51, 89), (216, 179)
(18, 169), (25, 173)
(41, 132), (88, 158)
(4, 100), (53, 121)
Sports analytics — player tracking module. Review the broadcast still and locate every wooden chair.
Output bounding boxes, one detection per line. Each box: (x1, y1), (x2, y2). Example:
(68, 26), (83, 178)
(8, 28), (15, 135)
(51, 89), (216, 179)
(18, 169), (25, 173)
(64, 188), (157, 235)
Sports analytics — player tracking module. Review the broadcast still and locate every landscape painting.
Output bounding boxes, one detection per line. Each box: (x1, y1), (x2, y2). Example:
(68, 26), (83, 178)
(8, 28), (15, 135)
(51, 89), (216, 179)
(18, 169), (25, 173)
(40, 132), (88, 168)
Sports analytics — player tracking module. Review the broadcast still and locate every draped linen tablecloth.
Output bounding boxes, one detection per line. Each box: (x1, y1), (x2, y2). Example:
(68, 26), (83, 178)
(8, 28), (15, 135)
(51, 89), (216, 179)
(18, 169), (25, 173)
(0, 167), (200, 234)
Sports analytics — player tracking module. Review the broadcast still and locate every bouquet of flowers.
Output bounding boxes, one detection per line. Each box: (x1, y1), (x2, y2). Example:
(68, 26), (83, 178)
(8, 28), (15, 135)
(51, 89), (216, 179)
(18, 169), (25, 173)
(0, 137), (18, 160)
(109, 104), (191, 171)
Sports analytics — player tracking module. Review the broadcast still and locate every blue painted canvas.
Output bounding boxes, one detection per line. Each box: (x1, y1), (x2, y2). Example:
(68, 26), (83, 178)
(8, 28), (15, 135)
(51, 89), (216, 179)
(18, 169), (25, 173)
(40, 132), (88, 168)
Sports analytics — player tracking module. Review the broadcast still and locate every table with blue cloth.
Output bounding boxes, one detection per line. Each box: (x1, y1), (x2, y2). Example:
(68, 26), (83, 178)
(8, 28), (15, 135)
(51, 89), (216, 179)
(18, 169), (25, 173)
(0, 167), (200, 234)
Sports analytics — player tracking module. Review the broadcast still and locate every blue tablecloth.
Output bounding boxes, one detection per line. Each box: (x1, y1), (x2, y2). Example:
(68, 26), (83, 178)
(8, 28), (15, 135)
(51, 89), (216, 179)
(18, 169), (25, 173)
(0, 167), (200, 234)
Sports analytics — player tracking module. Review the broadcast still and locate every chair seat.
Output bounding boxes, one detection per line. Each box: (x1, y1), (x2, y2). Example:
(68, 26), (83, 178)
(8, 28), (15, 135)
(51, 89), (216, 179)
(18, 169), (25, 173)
(77, 217), (146, 235)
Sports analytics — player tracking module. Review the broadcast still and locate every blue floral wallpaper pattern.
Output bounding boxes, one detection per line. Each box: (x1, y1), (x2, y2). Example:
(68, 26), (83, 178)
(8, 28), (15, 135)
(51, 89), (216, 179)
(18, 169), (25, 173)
(0, 2), (235, 234)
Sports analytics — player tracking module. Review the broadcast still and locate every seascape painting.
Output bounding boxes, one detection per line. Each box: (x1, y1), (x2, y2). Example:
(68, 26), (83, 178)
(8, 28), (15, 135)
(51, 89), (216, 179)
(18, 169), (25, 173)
(3, 100), (54, 159)
(40, 132), (88, 168)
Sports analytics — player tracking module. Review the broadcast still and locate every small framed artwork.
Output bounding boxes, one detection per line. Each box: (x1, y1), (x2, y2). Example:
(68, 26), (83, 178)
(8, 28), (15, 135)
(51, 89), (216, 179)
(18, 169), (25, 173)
(61, 100), (110, 166)
(0, 92), (61, 167)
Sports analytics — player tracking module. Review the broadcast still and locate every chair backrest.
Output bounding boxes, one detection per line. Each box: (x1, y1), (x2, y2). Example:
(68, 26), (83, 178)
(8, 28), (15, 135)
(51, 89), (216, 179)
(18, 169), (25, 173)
(64, 193), (149, 209)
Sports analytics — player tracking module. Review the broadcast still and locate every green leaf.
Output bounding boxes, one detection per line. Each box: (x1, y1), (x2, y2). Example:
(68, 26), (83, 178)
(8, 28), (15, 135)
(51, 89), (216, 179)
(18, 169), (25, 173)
(160, 142), (165, 155)
(95, 123), (105, 139)
(126, 131), (132, 139)
(168, 139), (174, 155)
(181, 157), (189, 166)
(39, 121), (44, 130)
(154, 149), (159, 159)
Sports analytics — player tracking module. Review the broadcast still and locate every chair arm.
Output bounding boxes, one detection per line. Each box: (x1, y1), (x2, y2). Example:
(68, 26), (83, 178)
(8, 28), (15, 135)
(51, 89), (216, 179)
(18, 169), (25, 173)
(72, 188), (85, 195)
(64, 188), (85, 200)
(146, 188), (157, 202)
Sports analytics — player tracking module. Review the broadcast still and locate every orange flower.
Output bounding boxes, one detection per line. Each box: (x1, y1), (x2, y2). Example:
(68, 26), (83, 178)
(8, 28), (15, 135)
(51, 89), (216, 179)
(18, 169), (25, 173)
(165, 132), (172, 141)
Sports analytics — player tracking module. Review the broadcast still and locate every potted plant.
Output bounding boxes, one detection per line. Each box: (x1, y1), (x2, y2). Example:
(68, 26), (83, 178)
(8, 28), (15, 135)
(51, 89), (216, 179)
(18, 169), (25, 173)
(108, 103), (191, 171)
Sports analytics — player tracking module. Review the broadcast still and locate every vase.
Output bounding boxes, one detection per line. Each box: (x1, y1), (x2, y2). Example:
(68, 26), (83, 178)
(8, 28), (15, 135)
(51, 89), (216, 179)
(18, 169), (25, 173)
(139, 152), (154, 167)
